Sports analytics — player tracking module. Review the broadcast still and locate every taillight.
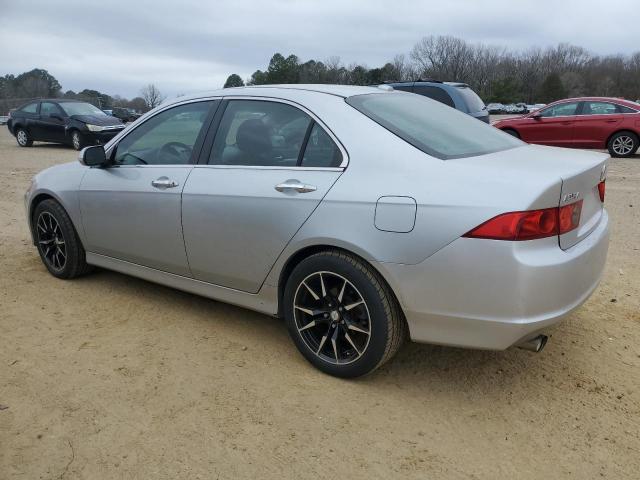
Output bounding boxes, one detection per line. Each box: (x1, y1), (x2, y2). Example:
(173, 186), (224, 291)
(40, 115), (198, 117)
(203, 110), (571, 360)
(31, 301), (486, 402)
(463, 201), (583, 241)
(597, 180), (605, 203)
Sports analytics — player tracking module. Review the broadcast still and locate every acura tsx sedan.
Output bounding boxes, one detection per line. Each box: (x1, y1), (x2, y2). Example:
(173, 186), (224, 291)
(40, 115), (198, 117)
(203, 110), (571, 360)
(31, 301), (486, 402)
(24, 85), (610, 377)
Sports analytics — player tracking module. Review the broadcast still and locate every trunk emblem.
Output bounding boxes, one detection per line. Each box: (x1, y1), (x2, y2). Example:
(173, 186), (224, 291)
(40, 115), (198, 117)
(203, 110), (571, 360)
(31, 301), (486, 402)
(562, 192), (580, 203)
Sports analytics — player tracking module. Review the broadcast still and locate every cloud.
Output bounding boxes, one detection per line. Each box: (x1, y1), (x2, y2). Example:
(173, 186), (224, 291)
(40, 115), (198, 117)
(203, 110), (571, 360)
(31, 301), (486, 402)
(1, 0), (638, 98)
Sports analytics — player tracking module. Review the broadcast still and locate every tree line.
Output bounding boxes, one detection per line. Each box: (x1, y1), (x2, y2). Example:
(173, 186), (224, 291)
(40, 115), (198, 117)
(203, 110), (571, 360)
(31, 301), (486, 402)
(225, 35), (640, 104)
(0, 68), (165, 114)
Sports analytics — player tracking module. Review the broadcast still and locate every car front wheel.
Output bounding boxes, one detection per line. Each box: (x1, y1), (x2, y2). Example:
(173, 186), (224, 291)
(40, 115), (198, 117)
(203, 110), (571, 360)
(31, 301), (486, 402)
(16, 128), (33, 147)
(608, 131), (639, 158)
(33, 199), (93, 279)
(71, 130), (85, 151)
(284, 250), (406, 378)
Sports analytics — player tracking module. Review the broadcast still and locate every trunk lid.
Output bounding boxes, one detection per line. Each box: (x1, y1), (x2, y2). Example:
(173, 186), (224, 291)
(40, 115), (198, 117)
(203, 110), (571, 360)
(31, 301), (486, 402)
(558, 157), (607, 250)
(452, 144), (608, 249)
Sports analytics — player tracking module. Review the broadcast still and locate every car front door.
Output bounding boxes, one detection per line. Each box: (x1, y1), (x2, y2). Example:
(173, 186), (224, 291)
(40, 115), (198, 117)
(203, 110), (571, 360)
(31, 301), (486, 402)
(79, 100), (218, 276)
(35, 102), (67, 142)
(182, 99), (345, 293)
(517, 102), (579, 146)
(572, 101), (623, 148)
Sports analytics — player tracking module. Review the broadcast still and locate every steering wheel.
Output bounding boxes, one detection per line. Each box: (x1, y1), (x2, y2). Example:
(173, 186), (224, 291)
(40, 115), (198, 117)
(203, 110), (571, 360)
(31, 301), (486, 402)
(158, 142), (192, 164)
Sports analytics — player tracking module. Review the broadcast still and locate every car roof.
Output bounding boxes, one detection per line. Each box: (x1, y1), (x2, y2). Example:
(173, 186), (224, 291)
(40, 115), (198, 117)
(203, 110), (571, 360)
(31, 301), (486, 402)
(551, 96), (639, 108)
(163, 84), (392, 107)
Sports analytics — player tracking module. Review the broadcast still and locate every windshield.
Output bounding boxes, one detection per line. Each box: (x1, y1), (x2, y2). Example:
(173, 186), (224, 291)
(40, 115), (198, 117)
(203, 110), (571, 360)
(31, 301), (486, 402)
(60, 102), (107, 117)
(455, 86), (486, 112)
(346, 92), (522, 159)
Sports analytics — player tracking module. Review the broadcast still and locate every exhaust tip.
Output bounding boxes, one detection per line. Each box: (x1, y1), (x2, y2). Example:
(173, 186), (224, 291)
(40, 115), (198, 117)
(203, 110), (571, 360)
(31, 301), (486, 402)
(517, 334), (548, 353)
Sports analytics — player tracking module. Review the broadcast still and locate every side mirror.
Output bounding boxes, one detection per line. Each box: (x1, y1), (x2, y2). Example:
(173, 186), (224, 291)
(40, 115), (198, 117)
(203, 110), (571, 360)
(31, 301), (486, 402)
(79, 145), (109, 167)
(51, 113), (65, 120)
(531, 112), (542, 120)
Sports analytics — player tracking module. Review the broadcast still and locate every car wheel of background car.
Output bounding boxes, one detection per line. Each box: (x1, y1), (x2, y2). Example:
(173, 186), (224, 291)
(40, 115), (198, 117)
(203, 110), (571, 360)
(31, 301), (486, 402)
(283, 250), (406, 378)
(502, 128), (520, 139)
(33, 199), (93, 279)
(607, 131), (639, 158)
(71, 130), (85, 151)
(16, 128), (33, 147)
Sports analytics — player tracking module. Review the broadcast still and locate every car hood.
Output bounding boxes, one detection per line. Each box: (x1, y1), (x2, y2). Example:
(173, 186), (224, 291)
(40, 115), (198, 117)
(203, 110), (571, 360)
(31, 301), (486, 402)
(70, 114), (123, 126)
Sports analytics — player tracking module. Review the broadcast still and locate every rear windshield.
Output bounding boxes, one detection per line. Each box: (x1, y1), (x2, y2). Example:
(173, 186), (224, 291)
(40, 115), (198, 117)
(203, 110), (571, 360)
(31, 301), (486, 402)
(346, 92), (522, 159)
(455, 85), (486, 112)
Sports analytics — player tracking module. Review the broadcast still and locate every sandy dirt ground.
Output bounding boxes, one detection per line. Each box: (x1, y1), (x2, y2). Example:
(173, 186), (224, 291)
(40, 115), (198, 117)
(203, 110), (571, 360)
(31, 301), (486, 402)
(0, 128), (639, 479)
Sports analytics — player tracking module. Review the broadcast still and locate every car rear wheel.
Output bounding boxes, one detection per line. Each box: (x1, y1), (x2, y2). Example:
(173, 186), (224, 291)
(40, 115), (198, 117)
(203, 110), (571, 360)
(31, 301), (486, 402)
(71, 130), (85, 151)
(502, 128), (520, 139)
(608, 131), (638, 158)
(284, 250), (406, 378)
(33, 199), (93, 279)
(16, 128), (33, 147)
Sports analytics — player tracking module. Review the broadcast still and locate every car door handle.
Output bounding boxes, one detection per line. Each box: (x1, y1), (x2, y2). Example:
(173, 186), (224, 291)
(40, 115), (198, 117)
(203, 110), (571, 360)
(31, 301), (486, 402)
(604, 119), (617, 123)
(151, 177), (179, 189)
(275, 180), (317, 193)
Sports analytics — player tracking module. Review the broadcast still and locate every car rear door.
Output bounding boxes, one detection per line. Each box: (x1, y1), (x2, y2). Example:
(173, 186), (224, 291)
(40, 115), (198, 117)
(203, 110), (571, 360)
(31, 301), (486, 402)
(181, 98), (345, 293)
(572, 101), (623, 148)
(518, 102), (579, 146)
(79, 100), (218, 276)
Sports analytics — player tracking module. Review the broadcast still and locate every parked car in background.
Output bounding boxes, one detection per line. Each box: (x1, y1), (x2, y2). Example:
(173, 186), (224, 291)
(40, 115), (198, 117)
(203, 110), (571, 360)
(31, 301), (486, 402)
(494, 97), (640, 157)
(24, 85), (609, 378)
(102, 109), (113, 116)
(384, 80), (489, 123)
(110, 107), (139, 123)
(7, 99), (125, 150)
(0, 115), (8, 125)
(527, 103), (546, 113)
(486, 103), (505, 114)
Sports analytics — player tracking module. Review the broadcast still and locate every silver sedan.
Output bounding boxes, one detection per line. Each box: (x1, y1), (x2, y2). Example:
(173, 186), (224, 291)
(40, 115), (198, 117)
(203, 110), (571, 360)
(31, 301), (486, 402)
(24, 85), (610, 377)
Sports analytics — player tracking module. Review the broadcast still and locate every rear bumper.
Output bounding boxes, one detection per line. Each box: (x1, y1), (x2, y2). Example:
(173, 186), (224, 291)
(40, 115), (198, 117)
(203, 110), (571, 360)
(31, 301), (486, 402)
(378, 210), (610, 350)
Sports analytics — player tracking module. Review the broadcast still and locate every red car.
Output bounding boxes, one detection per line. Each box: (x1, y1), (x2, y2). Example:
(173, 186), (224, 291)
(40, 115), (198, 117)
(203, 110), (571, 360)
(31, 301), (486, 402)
(493, 97), (640, 157)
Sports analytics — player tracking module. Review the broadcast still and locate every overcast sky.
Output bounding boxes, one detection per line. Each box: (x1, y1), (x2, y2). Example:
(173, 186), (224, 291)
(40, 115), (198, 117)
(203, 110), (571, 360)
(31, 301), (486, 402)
(1, 0), (638, 99)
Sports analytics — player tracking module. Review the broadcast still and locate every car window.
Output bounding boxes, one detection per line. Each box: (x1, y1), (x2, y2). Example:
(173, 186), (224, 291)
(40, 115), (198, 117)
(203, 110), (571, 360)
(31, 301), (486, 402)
(40, 102), (63, 116)
(346, 92), (522, 160)
(539, 102), (579, 117)
(580, 102), (618, 115)
(210, 100), (312, 167)
(114, 101), (212, 165)
(454, 85), (485, 112)
(20, 102), (39, 114)
(617, 105), (637, 114)
(412, 86), (455, 108)
(301, 123), (343, 167)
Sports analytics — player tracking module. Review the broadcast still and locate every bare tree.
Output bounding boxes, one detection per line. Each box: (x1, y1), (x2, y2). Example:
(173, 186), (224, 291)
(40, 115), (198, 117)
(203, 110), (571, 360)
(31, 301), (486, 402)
(140, 84), (165, 110)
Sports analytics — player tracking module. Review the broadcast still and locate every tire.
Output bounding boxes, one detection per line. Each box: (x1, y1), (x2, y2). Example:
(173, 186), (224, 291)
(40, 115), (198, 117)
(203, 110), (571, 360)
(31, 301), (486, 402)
(33, 199), (93, 279)
(502, 128), (520, 139)
(70, 130), (85, 151)
(15, 128), (33, 147)
(607, 131), (639, 158)
(283, 250), (406, 378)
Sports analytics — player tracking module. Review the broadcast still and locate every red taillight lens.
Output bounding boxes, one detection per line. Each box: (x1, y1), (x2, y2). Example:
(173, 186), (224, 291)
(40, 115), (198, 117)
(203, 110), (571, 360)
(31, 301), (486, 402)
(597, 180), (605, 203)
(463, 201), (583, 241)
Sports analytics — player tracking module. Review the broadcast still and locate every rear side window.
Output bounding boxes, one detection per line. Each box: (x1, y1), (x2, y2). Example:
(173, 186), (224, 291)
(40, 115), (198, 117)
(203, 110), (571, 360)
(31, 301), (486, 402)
(210, 100), (312, 167)
(454, 86), (485, 112)
(19, 102), (39, 114)
(413, 86), (455, 108)
(301, 123), (342, 167)
(581, 102), (618, 115)
(346, 92), (522, 160)
(618, 105), (638, 114)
